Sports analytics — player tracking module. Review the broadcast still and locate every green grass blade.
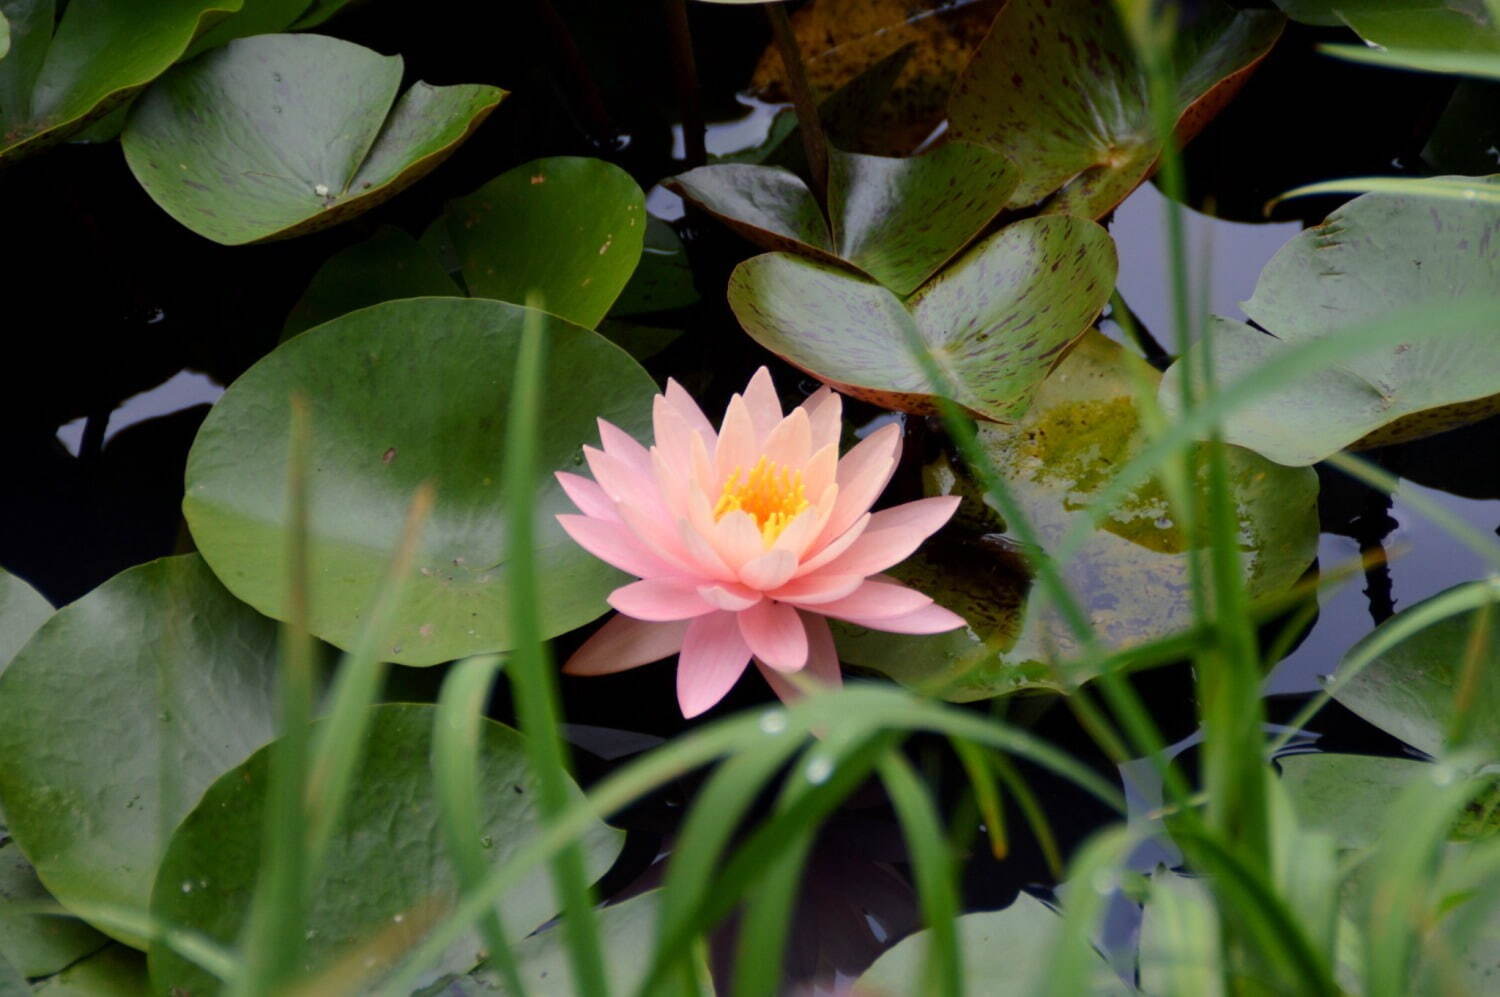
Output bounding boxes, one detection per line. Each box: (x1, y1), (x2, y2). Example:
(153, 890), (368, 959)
(1271, 176), (1500, 209)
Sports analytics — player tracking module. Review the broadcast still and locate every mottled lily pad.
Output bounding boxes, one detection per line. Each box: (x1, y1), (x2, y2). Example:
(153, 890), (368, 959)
(950, 0), (1284, 217)
(1160, 177), (1500, 466)
(0, 0), (239, 163)
(836, 333), (1320, 701)
(185, 297), (658, 666)
(727, 215), (1115, 421)
(121, 34), (504, 245)
(670, 141), (1019, 295)
(149, 704), (623, 994)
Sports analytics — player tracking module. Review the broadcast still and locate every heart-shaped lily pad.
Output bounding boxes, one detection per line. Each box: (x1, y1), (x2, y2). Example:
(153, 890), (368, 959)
(148, 703), (624, 994)
(444, 157), (646, 328)
(836, 332), (1320, 700)
(670, 141), (1019, 296)
(0, 0), (239, 163)
(0, 555), (289, 946)
(0, 569), (49, 674)
(1160, 177), (1500, 466)
(950, 0), (1284, 218)
(121, 34), (504, 245)
(184, 297), (658, 666)
(727, 215), (1115, 421)
(282, 226), (460, 339)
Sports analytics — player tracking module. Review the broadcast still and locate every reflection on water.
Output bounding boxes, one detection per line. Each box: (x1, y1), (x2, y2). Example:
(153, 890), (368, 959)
(55, 369), (223, 458)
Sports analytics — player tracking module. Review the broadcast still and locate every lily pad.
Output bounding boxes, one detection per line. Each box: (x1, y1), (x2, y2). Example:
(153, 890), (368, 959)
(1328, 582), (1500, 760)
(121, 34), (504, 245)
(0, 569), (49, 674)
(282, 226), (459, 339)
(726, 215), (1115, 422)
(31, 946), (148, 995)
(148, 703), (624, 994)
(0, 555), (287, 945)
(184, 297), (658, 666)
(836, 332), (1320, 701)
(1162, 178), (1500, 466)
(611, 216), (699, 318)
(949, 0), (1284, 218)
(0, 0), (239, 164)
(444, 157), (645, 328)
(0, 841), (108, 979)
(855, 891), (1126, 995)
(1275, 1), (1500, 51)
(670, 141), (1019, 296)
(1138, 869), (1223, 997)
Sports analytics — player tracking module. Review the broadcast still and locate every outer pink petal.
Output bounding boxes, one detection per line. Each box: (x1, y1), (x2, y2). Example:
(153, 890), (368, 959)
(666, 378), (718, 448)
(770, 573), (865, 605)
(839, 602), (967, 635)
(760, 407), (812, 470)
(813, 496), (959, 578)
(653, 394), (700, 469)
(740, 549), (798, 591)
(795, 512), (871, 576)
(557, 515), (679, 578)
(742, 366), (783, 442)
(715, 394), (757, 485)
(698, 582), (763, 611)
(813, 579), (932, 621)
(563, 614), (689, 675)
(737, 599), (809, 673)
(584, 446), (663, 514)
(608, 577), (717, 621)
(597, 419), (653, 475)
(678, 611), (753, 717)
(556, 471), (618, 521)
(800, 387), (843, 453)
(673, 517), (737, 582)
(815, 423), (901, 548)
(757, 611), (841, 703)
(616, 503), (697, 573)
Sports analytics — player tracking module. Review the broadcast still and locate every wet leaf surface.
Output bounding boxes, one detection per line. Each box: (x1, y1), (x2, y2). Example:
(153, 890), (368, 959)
(0, 570), (49, 676)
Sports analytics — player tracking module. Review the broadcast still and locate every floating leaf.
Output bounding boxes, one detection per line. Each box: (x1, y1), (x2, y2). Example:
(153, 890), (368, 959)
(837, 333), (1319, 700)
(855, 891), (1126, 995)
(149, 704), (624, 994)
(121, 34), (504, 245)
(30, 944), (148, 995)
(0, 556), (288, 945)
(1328, 582), (1500, 760)
(185, 0), (313, 57)
(727, 216), (1115, 421)
(1161, 178), (1500, 466)
(185, 297), (658, 666)
(1137, 869), (1223, 996)
(0, 569), (49, 674)
(0, 0), (239, 164)
(0, 841), (108, 979)
(670, 142), (1019, 296)
(282, 226), (459, 339)
(1275, 0), (1500, 50)
(950, 0), (1283, 217)
(444, 157), (645, 328)
(610, 216), (699, 318)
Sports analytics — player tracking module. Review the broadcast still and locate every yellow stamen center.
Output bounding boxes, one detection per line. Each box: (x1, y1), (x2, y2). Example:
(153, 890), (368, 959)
(713, 456), (809, 547)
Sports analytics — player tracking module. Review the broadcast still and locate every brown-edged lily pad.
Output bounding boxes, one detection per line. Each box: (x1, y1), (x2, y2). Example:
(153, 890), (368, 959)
(950, 0), (1284, 218)
(121, 33), (504, 245)
(835, 332), (1320, 701)
(727, 215), (1114, 421)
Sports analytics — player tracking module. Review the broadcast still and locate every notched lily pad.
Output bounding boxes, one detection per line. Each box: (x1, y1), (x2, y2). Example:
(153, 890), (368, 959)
(1161, 177), (1500, 466)
(836, 333), (1320, 701)
(950, 0), (1284, 218)
(121, 33), (505, 245)
(727, 215), (1115, 422)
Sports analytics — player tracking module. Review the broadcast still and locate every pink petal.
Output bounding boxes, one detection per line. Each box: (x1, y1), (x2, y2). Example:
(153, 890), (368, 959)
(678, 612), (752, 717)
(615, 503), (697, 573)
(815, 496), (959, 578)
(742, 366), (783, 442)
(652, 394), (700, 469)
(673, 516), (737, 582)
(768, 505), (824, 560)
(757, 611), (841, 702)
(563, 614), (689, 675)
(712, 509), (765, 570)
(740, 549), (798, 591)
(796, 511), (871, 576)
(770, 573), (865, 605)
(715, 394), (757, 485)
(556, 471), (618, 521)
(597, 419), (653, 475)
(816, 423), (901, 548)
(557, 514), (679, 578)
(800, 387), (843, 452)
(842, 602), (967, 635)
(761, 407), (812, 470)
(666, 378), (718, 448)
(737, 599), (809, 673)
(814, 579), (932, 622)
(698, 582), (763, 611)
(608, 577), (717, 621)
(802, 442), (839, 503)
(584, 446), (663, 514)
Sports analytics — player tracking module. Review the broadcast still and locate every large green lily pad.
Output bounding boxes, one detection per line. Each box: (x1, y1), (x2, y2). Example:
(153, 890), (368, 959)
(669, 141), (1019, 296)
(121, 34), (504, 245)
(0, 0), (239, 164)
(444, 157), (645, 328)
(727, 215), (1115, 422)
(184, 297), (658, 666)
(149, 704), (624, 994)
(0, 840), (108, 979)
(0, 556), (287, 946)
(31, 945), (147, 995)
(1162, 178), (1500, 466)
(282, 226), (459, 339)
(0, 569), (49, 674)
(1328, 582), (1500, 761)
(949, 0), (1284, 218)
(1275, 1), (1500, 50)
(837, 332), (1320, 700)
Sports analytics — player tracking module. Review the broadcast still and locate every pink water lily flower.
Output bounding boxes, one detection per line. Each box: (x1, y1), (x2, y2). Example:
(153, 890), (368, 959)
(556, 368), (965, 718)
